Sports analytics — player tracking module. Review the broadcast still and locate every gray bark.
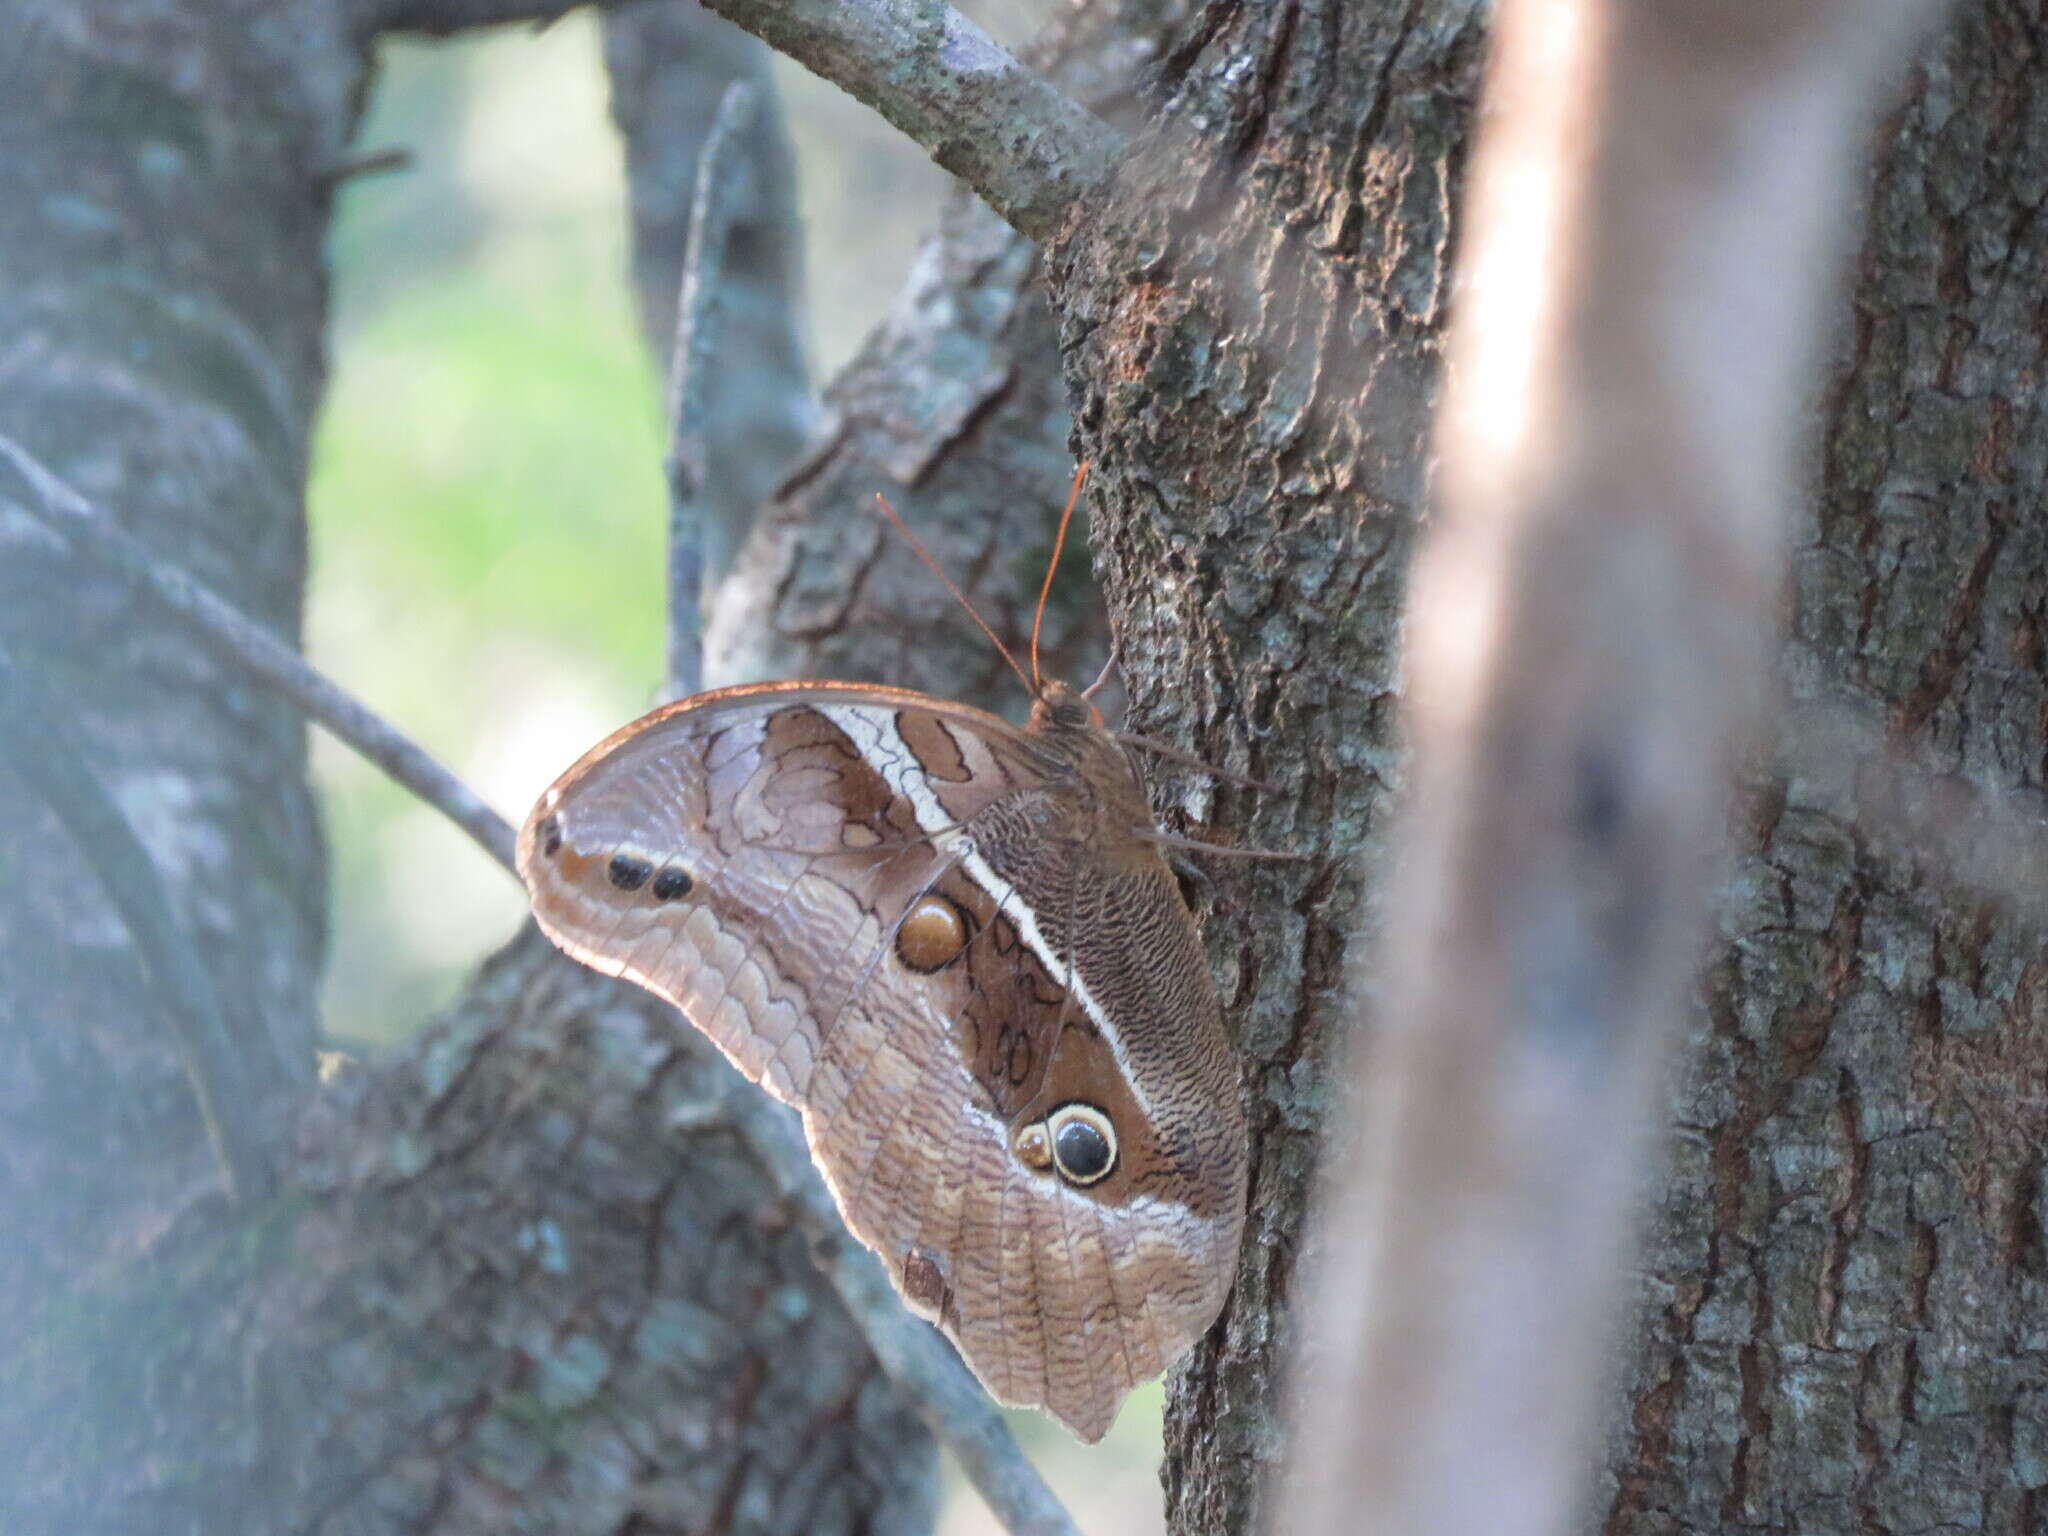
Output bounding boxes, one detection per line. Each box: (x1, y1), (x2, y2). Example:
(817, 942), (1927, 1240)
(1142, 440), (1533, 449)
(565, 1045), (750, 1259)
(1609, 3), (2048, 1528)
(1043, 7), (1487, 1527)
(1, 0), (337, 1430)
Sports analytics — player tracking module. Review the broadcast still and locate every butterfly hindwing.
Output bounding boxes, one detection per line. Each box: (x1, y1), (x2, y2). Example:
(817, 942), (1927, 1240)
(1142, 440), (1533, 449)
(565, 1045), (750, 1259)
(519, 680), (1245, 1441)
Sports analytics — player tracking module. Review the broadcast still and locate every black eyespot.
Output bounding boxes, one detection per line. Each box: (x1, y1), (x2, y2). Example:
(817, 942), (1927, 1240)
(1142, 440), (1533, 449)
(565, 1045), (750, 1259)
(537, 815), (563, 857)
(1048, 1103), (1117, 1186)
(607, 853), (653, 892)
(651, 866), (693, 901)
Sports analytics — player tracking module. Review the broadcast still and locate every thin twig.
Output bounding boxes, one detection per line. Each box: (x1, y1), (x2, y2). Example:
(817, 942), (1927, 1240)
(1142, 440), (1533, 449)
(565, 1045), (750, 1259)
(0, 648), (268, 1200)
(665, 81), (758, 698)
(728, 1090), (1084, 1536)
(317, 146), (413, 189)
(0, 435), (517, 872)
(692, 0), (1121, 243)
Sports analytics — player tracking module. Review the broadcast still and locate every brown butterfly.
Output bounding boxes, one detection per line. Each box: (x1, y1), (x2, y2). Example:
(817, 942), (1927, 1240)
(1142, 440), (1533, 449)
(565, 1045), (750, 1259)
(517, 473), (1248, 1442)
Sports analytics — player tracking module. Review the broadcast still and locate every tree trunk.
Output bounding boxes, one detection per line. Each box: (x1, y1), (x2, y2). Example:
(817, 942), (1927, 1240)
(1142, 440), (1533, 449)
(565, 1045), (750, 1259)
(1607, 3), (2048, 1528)
(1, 0), (339, 1485)
(1044, 7), (1486, 1528)
(5, 0), (2044, 1532)
(0, 0), (336, 1334)
(1030, 0), (2042, 1529)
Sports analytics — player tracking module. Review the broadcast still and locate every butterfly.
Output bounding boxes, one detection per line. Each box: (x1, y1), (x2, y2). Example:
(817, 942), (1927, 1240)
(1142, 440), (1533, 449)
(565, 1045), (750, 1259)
(517, 470), (1250, 1442)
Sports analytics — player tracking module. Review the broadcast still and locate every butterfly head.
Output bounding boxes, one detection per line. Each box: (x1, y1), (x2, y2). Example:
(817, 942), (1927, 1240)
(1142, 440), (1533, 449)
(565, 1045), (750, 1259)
(1029, 677), (1106, 736)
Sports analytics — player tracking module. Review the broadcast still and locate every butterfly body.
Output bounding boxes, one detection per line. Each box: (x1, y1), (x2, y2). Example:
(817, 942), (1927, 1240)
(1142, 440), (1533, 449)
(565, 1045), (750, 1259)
(519, 677), (1246, 1441)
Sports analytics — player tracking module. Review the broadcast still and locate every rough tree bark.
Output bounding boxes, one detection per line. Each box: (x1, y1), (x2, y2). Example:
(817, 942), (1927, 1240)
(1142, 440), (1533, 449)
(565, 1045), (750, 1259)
(1045, 9), (1487, 1528)
(4, 0), (2044, 1533)
(1607, 4), (2048, 1528)
(1027, 2), (2045, 1528)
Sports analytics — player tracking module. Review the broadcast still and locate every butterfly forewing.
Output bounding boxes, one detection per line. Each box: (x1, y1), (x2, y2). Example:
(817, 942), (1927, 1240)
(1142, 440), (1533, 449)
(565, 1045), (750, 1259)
(519, 680), (1246, 1442)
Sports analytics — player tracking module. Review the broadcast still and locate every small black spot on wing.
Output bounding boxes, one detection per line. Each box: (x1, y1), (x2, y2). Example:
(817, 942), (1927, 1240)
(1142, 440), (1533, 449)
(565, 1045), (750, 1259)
(607, 853), (653, 892)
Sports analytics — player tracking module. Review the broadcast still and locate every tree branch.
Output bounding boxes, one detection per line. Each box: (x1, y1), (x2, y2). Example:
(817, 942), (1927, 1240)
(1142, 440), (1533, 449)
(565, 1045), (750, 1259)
(692, 0), (1123, 243)
(1283, 2), (1944, 1533)
(0, 435), (518, 871)
(665, 81), (758, 698)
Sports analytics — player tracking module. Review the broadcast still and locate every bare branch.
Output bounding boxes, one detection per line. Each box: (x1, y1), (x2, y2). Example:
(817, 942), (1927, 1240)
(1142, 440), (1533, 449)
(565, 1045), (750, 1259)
(313, 146), (412, 190)
(0, 648), (268, 1200)
(0, 435), (518, 872)
(1283, 2), (1945, 1533)
(666, 81), (758, 698)
(692, 0), (1123, 243)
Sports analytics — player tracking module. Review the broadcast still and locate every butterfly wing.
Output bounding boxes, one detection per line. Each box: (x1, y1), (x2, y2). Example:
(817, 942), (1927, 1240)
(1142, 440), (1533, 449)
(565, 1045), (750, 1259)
(519, 681), (1245, 1442)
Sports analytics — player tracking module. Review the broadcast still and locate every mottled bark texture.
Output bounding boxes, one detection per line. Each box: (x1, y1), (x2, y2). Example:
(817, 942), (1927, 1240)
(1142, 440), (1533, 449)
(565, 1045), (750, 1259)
(0, 3), (935, 1531)
(1607, 3), (2048, 1529)
(1, 0), (335, 1413)
(1042, 6), (1489, 1529)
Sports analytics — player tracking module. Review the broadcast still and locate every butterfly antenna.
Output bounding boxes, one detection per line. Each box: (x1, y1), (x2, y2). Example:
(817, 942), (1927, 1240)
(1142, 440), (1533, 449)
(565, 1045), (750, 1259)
(1030, 461), (1089, 694)
(1081, 643), (1119, 701)
(872, 491), (1036, 700)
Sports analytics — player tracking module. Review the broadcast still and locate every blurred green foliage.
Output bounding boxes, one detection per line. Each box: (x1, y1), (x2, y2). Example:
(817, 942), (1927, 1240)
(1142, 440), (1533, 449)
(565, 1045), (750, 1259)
(312, 18), (667, 1047)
